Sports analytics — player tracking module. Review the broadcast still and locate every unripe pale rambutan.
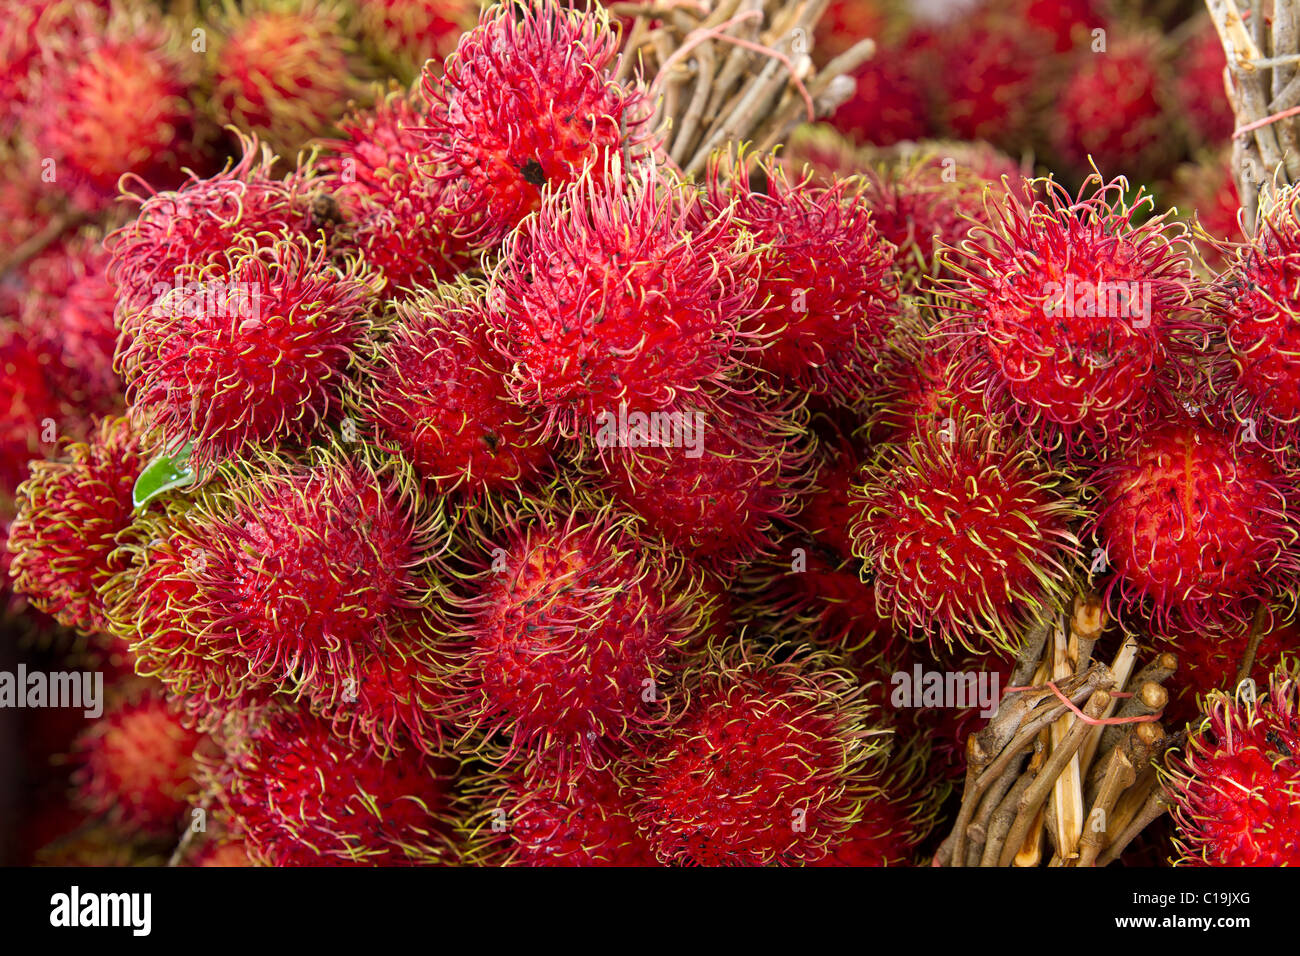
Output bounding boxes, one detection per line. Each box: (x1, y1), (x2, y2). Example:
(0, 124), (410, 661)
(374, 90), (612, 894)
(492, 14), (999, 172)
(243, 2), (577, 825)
(596, 388), (812, 572)
(1175, 16), (1235, 151)
(850, 417), (1083, 654)
(420, 0), (649, 246)
(1207, 185), (1300, 452)
(943, 173), (1199, 457)
(17, 230), (119, 412)
(205, 706), (457, 866)
(354, 0), (474, 83)
(26, 4), (198, 211)
(450, 491), (712, 771)
(116, 233), (381, 471)
(207, 0), (365, 156)
(71, 689), (208, 837)
(321, 86), (475, 294)
(634, 641), (889, 866)
(179, 446), (446, 705)
(460, 757), (660, 866)
(106, 134), (322, 314)
(7, 416), (142, 633)
(708, 155), (898, 397)
(1051, 35), (1182, 182)
(349, 280), (553, 500)
(1163, 661), (1300, 866)
(1091, 419), (1298, 634)
(487, 163), (756, 439)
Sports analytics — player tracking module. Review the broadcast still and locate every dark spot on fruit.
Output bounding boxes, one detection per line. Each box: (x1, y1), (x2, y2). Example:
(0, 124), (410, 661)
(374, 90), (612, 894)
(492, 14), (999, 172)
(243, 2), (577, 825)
(521, 159), (546, 187)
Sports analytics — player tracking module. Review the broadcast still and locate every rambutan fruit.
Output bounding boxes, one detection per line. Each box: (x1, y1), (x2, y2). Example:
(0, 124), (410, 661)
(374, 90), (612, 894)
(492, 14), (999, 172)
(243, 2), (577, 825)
(176, 446), (447, 705)
(420, 0), (649, 246)
(776, 124), (869, 185)
(1175, 16), (1235, 151)
(929, 6), (1048, 152)
(460, 757), (660, 866)
(1090, 419), (1299, 635)
(26, 4), (198, 211)
(116, 232), (381, 471)
(354, 0), (474, 83)
(7, 416), (142, 634)
(1207, 184), (1300, 453)
(486, 163), (756, 439)
(943, 173), (1199, 457)
(188, 835), (258, 867)
(205, 706), (457, 866)
(829, 40), (932, 147)
(106, 134), (321, 314)
(0, 322), (70, 497)
(634, 641), (889, 866)
(1168, 153), (1242, 271)
(708, 155), (898, 398)
(1051, 34), (1182, 182)
(206, 0), (366, 156)
(595, 388), (812, 573)
(850, 417), (1083, 654)
(1017, 0), (1107, 54)
(321, 86), (475, 294)
(17, 229), (119, 413)
(71, 689), (208, 837)
(1163, 661), (1300, 865)
(450, 491), (712, 771)
(349, 280), (553, 500)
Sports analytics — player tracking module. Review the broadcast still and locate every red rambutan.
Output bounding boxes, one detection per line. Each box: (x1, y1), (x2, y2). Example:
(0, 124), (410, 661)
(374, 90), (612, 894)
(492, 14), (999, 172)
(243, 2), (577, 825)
(0, 322), (71, 497)
(1163, 661), (1300, 865)
(850, 417), (1083, 654)
(1091, 419), (1299, 635)
(420, 0), (649, 246)
(1175, 16), (1235, 151)
(829, 41), (932, 147)
(7, 416), (142, 633)
(486, 163), (756, 439)
(354, 0), (474, 82)
(634, 641), (888, 866)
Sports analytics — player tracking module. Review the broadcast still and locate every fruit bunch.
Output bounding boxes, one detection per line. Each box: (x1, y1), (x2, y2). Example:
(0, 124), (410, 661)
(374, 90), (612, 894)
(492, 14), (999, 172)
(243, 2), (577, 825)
(4, 0), (1298, 868)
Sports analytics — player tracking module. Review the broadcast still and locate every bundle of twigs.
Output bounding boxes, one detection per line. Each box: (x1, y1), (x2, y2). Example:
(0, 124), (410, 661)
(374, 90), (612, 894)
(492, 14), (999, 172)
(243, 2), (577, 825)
(612, 0), (875, 176)
(1206, 0), (1300, 232)
(933, 595), (1183, 867)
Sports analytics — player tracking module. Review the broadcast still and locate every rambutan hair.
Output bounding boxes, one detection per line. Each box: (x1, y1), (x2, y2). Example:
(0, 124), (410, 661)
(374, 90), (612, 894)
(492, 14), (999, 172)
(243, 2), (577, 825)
(420, 0), (650, 246)
(634, 640), (890, 866)
(7, 416), (143, 633)
(1163, 660), (1300, 866)
(850, 414), (1084, 654)
(486, 161), (758, 439)
(348, 279), (554, 500)
(941, 171), (1201, 458)
(116, 232), (381, 471)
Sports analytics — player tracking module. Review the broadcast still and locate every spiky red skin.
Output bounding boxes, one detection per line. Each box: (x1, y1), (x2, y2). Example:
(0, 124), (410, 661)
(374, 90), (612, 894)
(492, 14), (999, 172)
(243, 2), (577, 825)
(635, 652), (881, 866)
(212, 709), (456, 866)
(806, 788), (927, 866)
(7, 417), (141, 633)
(715, 162), (898, 396)
(354, 285), (552, 499)
(17, 234), (119, 413)
(930, 10), (1046, 151)
(117, 235), (378, 471)
(194, 455), (434, 703)
(322, 90), (474, 293)
(851, 426), (1079, 653)
(1052, 36), (1179, 182)
(1165, 667), (1300, 866)
(0, 0), (109, 127)
(458, 508), (699, 767)
(210, 1), (359, 154)
(107, 137), (318, 314)
(421, 0), (647, 246)
(72, 692), (205, 837)
(947, 177), (1197, 456)
(487, 170), (754, 439)
(1017, 0), (1106, 54)
(1165, 610), (1298, 726)
(1209, 190), (1300, 449)
(830, 46), (932, 147)
(472, 761), (660, 867)
(0, 323), (69, 498)
(28, 20), (195, 211)
(1177, 18), (1235, 150)
(600, 392), (808, 571)
(354, 0), (472, 78)
(1094, 422), (1298, 635)
(874, 327), (989, 446)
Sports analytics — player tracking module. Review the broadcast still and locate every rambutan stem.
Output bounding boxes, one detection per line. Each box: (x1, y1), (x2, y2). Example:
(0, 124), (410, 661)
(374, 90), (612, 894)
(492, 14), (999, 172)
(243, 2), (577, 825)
(1233, 600), (1269, 688)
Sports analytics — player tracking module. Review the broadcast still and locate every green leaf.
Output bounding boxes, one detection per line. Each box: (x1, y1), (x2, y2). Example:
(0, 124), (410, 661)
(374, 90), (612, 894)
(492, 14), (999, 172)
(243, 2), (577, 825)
(133, 442), (197, 510)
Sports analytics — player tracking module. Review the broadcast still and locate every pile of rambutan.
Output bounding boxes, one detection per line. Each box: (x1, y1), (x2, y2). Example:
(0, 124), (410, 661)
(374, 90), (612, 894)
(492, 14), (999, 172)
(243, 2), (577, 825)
(3, 0), (1297, 871)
